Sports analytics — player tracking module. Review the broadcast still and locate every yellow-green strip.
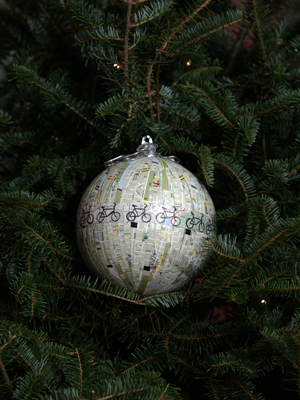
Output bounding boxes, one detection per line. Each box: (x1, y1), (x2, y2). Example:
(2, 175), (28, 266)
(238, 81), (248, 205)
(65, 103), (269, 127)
(143, 171), (155, 202)
(115, 264), (130, 285)
(161, 242), (170, 266)
(138, 274), (150, 295)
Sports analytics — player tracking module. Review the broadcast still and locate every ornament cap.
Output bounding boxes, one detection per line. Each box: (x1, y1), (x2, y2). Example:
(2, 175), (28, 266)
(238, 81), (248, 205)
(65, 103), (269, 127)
(104, 135), (181, 168)
(136, 136), (158, 157)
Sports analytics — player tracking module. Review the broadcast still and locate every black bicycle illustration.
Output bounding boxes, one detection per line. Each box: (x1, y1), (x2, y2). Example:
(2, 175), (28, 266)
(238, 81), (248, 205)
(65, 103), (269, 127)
(96, 203), (120, 223)
(80, 205), (94, 228)
(126, 204), (151, 223)
(205, 219), (215, 234)
(186, 212), (205, 232)
(156, 206), (181, 226)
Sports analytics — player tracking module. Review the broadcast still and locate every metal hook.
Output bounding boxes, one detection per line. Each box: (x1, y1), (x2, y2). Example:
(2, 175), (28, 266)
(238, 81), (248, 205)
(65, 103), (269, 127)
(141, 135), (153, 144)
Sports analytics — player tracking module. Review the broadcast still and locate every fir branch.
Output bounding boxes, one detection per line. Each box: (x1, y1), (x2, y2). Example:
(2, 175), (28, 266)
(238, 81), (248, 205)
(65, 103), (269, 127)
(169, 15), (244, 56)
(12, 66), (103, 134)
(96, 388), (145, 400)
(159, 383), (169, 400)
(244, 226), (289, 261)
(124, 0), (133, 92)
(213, 158), (248, 200)
(75, 348), (83, 398)
(183, 83), (236, 129)
(0, 109), (13, 127)
(146, 0), (212, 117)
(262, 199), (271, 228)
(172, 66), (222, 85)
(207, 240), (243, 263)
(43, 258), (146, 306)
(37, 0), (71, 47)
(27, 227), (74, 261)
(251, 0), (267, 62)
(120, 355), (161, 375)
(0, 357), (13, 397)
(260, 329), (296, 366)
(129, 0), (171, 28)
(0, 336), (17, 352)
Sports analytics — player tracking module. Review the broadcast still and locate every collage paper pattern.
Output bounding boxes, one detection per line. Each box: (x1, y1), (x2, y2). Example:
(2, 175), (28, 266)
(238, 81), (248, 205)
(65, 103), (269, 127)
(76, 156), (216, 296)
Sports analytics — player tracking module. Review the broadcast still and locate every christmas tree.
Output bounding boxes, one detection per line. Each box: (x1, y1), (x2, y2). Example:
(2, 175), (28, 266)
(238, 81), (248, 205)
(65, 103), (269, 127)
(1, 0), (300, 399)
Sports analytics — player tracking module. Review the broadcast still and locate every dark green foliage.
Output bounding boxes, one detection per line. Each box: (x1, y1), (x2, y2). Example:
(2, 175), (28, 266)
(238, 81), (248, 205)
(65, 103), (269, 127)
(1, 0), (300, 399)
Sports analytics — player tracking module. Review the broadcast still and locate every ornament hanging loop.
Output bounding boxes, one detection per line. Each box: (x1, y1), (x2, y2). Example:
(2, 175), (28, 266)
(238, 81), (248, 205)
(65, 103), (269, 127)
(141, 135), (153, 144)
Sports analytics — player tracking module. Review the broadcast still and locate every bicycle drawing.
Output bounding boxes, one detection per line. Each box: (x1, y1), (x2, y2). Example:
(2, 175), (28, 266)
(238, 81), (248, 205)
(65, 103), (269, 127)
(80, 205), (94, 228)
(156, 206), (181, 226)
(186, 212), (205, 232)
(126, 204), (151, 223)
(96, 203), (120, 223)
(205, 219), (215, 234)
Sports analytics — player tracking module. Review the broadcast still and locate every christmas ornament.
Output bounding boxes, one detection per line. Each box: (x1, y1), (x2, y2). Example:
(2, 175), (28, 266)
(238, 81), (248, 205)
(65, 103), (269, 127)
(76, 137), (216, 296)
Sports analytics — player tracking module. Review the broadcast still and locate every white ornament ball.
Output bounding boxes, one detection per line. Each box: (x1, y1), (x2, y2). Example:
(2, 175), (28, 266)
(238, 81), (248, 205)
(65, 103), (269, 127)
(76, 144), (215, 296)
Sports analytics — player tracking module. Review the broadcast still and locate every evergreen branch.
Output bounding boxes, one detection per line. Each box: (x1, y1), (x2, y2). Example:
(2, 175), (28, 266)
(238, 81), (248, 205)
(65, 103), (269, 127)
(124, 1), (133, 92)
(37, 0), (71, 47)
(0, 109), (13, 127)
(159, 0), (212, 54)
(120, 355), (161, 375)
(262, 199), (271, 227)
(130, 0), (172, 28)
(9, 343), (35, 371)
(96, 388), (145, 400)
(76, 32), (124, 45)
(233, 133), (239, 159)
(0, 336), (17, 352)
(213, 158), (248, 200)
(172, 66), (222, 85)
(142, 291), (185, 307)
(254, 89), (300, 117)
(236, 381), (257, 400)
(27, 228), (74, 261)
(169, 16), (244, 55)
(244, 227), (288, 262)
(207, 240), (243, 263)
(43, 259), (146, 306)
(159, 383), (169, 399)
(146, 0), (212, 116)
(288, 164), (300, 177)
(156, 56), (161, 122)
(251, 0), (267, 62)
(0, 357), (13, 397)
(260, 329), (296, 366)
(75, 348), (83, 398)
(70, 284), (146, 306)
(183, 83), (236, 129)
(12, 67), (102, 133)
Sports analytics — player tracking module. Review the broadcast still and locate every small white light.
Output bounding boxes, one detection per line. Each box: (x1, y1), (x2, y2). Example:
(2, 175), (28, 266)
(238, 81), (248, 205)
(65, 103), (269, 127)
(261, 299), (267, 304)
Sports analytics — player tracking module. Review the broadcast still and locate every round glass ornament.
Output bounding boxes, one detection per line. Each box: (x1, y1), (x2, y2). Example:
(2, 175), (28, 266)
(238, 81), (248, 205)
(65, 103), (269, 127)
(76, 138), (216, 296)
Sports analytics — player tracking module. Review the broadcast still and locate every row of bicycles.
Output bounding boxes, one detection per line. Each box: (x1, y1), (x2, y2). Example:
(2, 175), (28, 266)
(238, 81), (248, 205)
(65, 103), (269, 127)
(80, 204), (215, 233)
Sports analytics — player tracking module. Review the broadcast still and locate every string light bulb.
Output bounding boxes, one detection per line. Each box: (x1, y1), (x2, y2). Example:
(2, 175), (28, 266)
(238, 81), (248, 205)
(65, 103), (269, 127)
(186, 60), (192, 66)
(114, 63), (121, 69)
(261, 299), (267, 304)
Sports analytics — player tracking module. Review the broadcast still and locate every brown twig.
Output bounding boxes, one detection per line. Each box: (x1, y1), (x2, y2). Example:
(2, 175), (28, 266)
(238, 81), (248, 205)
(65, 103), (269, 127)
(124, 1), (133, 92)
(0, 357), (13, 397)
(156, 55), (161, 122)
